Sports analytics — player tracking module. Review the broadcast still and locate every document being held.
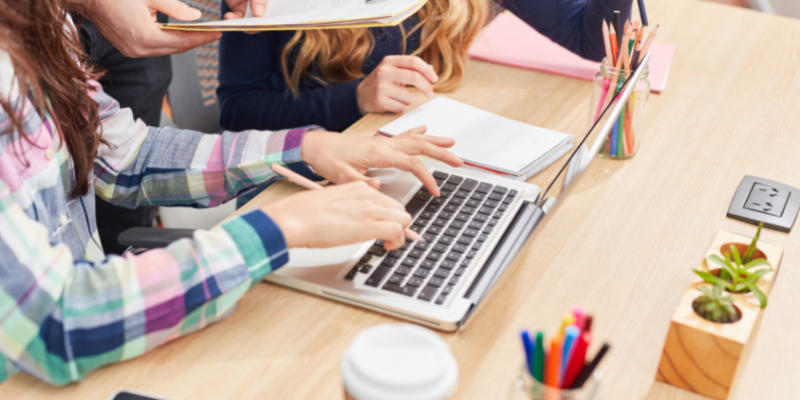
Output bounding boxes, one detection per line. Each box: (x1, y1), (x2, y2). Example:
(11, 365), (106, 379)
(162, 0), (427, 31)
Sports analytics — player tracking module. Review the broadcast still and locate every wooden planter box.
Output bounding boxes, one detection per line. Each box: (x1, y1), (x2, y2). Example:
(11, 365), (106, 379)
(655, 230), (784, 400)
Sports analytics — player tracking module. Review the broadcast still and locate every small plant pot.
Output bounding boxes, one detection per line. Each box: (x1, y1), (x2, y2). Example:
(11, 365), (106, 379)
(691, 296), (742, 324)
(656, 230), (784, 400)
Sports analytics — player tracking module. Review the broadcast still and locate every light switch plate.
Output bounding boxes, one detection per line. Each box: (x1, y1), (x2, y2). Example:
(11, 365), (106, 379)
(727, 176), (800, 233)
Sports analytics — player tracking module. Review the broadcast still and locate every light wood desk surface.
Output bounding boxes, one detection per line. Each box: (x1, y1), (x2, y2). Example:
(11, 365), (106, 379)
(4, 0), (800, 399)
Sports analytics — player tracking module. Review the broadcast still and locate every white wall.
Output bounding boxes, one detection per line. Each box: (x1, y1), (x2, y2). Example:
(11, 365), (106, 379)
(751, 0), (800, 18)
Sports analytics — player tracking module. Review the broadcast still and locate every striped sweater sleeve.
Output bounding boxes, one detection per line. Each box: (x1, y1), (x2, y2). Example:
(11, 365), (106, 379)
(0, 170), (289, 385)
(91, 81), (321, 208)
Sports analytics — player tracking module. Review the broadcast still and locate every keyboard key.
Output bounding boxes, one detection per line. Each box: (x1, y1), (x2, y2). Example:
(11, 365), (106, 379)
(455, 213), (470, 222)
(366, 266), (392, 287)
(452, 244), (468, 253)
(493, 186), (509, 195)
(410, 225), (423, 234)
(473, 213), (488, 223)
(402, 258), (418, 267)
(383, 283), (418, 297)
(454, 190), (471, 199)
(477, 234), (489, 242)
(468, 221), (483, 230)
(478, 207), (494, 215)
(503, 196), (514, 204)
(413, 218), (430, 227)
(483, 226), (494, 235)
(426, 252), (443, 261)
(423, 233), (437, 242)
(466, 250), (478, 259)
(460, 179), (478, 192)
(360, 254), (372, 263)
(476, 183), (494, 194)
(359, 264), (373, 274)
(466, 199), (481, 208)
(345, 268), (358, 281)
(435, 294), (447, 305)
(488, 218), (499, 227)
(435, 178), (445, 187)
(440, 260), (456, 270)
(431, 197), (447, 206)
(433, 243), (449, 253)
(434, 268), (450, 278)
(449, 221), (465, 230)
(414, 268), (431, 278)
(405, 199), (426, 217)
(461, 206), (477, 215)
(442, 183), (458, 192)
(421, 211), (435, 220)
(414, 242), (430, 251)
(488, 192), (504, 201)
(457, 236), (473, 245)
(440, 190), (453, 198)
(428, 277), (445, 288)
(388, 273), (404, 284)
(447, 175), (464, 185)
(406, 277), (424, 287)
(426, 226), (442, 235)
(418, 285), (439, 302)
(442, 285), (454, 295)
(446, 252), (461, 261)
(470, 192), (486, 201)
(463, 229), (479, 237)
(444, 228), (460, 237)
(432, 218), (447, 227)
(499, 204), (509, 211)
(381, 257), (399, 267)
(509, 189), (519, 197)
(413, 190), (433, 201)
(448, 276), (460, 286)
(437, 236), (454, 245)
(495, 211), (505, 219)
(433, 171), (450, 180)
(368, 245), (386, 256)
(460, 258), (471, 267)
(439, 211), (454, 220)
(444, 204), (459, 213)
(396, 266), (413, 275)
(454, 267), (467, 277)
(420, 259), (437, 269)
(472, 241), (483, 251)
(425, 204), (441, 213)
(449, 197), (465, 206)
(484, 200), (499, 208)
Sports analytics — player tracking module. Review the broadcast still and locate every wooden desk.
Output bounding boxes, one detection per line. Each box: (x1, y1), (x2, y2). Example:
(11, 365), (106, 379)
(4, 0), (800, 398)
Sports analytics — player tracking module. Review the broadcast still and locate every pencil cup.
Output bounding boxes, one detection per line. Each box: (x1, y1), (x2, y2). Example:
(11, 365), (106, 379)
(514, 365), (600, 400)
(590, 58), (650, 160)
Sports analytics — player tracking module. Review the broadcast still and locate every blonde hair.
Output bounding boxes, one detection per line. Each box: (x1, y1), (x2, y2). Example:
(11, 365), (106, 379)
(280, 0), (489, 96)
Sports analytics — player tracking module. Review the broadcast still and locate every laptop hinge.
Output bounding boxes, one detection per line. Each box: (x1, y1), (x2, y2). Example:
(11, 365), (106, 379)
(458, 201), (545, 327)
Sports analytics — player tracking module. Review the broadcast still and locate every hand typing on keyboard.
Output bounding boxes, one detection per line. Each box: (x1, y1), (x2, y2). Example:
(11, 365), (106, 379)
(300, 126), (463, 197)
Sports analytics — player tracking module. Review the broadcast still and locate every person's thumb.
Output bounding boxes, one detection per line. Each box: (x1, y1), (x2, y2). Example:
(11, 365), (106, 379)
(250, 0), (268, 17)
(155, 0), (203, 21)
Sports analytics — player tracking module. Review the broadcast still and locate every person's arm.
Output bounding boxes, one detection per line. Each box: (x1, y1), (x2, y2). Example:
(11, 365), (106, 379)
(505, 0), (633, 61)
(0, 172), (289, 385)
(217, 29), (364, 132)
(92, 80), (321, 209)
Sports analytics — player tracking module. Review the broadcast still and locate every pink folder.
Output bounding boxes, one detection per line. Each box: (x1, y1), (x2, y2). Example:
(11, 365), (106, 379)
(468, 12), (676, 93)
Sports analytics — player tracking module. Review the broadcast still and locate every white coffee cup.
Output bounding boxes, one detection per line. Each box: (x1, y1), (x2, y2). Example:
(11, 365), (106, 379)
(341, 323), (458, 400)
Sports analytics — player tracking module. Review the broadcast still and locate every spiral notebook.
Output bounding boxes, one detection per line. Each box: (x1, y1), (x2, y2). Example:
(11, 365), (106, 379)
(378, 97), (572, 181)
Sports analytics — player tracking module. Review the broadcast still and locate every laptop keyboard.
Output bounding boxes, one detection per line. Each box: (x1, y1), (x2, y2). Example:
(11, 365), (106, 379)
(345, 171), (518, 305)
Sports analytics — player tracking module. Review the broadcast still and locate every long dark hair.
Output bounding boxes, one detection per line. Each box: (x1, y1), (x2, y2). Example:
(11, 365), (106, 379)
(0, 0), (102, 198)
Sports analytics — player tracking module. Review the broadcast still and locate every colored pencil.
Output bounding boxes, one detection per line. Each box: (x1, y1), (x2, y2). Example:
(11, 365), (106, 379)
(638, 0), (649, 26)
(613, 11), (621, 48)
(558, 313), (576, 339)
(522, 331), (536, 375)
(546, 338), (562, 388)
(609, 24), (618, 66)
(641, 24), (660, 56)
(561, 326), (580, 381)
(270, 163), (425, 243)
(602, 19), (612, 63)
(562, 332), (591, 389)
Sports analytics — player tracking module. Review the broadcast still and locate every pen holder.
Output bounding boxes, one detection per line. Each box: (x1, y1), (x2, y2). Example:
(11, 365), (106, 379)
(589, 58), (650, 160)
(515, 365), (600, 400)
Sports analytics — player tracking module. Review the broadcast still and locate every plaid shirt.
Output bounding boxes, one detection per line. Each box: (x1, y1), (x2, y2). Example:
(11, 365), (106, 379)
(0, 43), (320, 385)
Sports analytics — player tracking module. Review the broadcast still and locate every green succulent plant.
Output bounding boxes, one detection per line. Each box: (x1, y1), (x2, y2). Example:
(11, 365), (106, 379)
(693, 283), (740, 323)
(693, 223), (771, 309)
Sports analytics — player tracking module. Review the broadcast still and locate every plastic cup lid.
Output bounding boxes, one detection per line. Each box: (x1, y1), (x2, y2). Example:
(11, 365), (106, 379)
(341, 323), (458, 400)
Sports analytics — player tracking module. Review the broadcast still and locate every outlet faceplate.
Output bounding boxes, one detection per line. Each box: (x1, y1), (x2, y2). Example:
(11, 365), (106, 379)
(728, 176), (800, 232)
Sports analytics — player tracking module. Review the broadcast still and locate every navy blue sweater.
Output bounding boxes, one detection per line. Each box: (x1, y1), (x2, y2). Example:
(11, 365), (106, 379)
(218, 1), (632, 132)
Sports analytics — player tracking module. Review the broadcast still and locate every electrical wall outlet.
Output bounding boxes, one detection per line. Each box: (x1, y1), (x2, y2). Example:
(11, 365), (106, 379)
(728, 176), (800, 233)
(743, 183), (790, 217)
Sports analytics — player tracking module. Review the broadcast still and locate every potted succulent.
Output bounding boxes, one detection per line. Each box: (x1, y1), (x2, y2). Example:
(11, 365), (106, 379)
(656, 226), (784, 400)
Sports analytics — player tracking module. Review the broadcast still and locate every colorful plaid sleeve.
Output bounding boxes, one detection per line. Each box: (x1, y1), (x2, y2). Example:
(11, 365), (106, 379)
(91, 81), (322, 208)
(0, 169), (289, 385)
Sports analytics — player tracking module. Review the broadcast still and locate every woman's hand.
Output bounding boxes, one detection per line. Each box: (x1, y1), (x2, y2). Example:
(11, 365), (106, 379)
(301, 126), (463, 197)
(262, 182), (411, 250)
(357, 56), (439, 114)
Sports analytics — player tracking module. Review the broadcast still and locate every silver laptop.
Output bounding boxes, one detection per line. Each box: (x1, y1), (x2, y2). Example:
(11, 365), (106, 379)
(266, 53), (652, 331)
